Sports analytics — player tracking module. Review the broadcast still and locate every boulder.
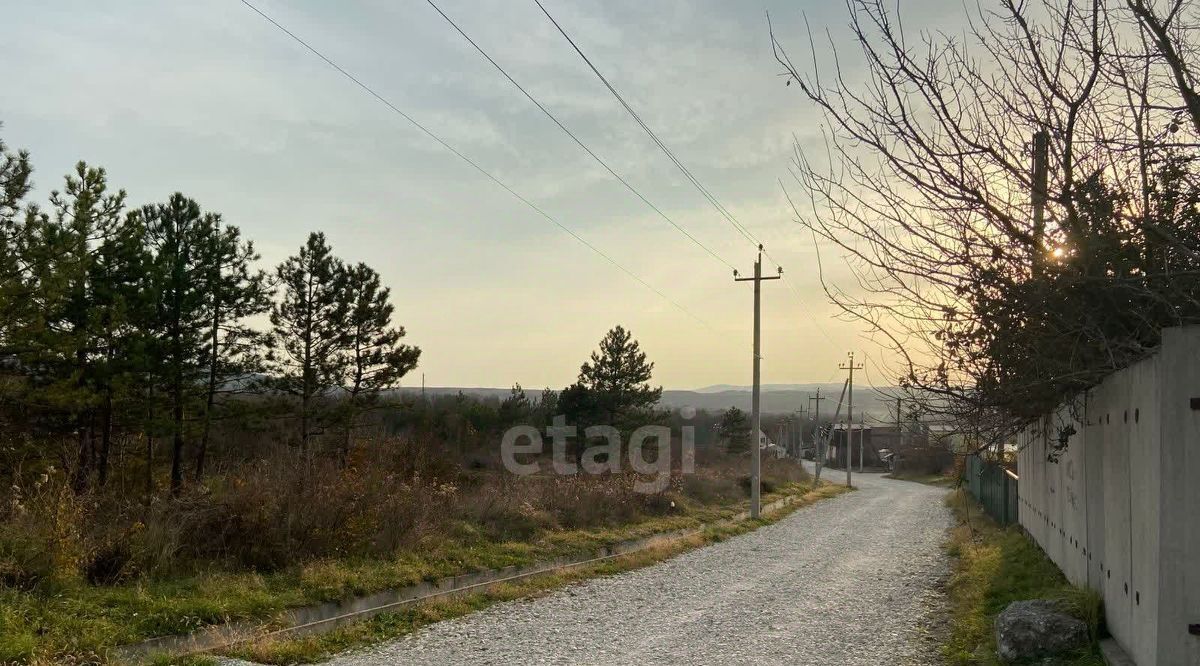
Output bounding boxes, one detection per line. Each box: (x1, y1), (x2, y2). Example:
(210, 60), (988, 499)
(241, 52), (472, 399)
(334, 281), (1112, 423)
(994, 599), (1089, 663)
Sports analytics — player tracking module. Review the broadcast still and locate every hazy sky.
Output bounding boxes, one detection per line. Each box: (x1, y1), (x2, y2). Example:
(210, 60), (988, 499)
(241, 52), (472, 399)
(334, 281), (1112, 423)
(2, 0), (962, 390)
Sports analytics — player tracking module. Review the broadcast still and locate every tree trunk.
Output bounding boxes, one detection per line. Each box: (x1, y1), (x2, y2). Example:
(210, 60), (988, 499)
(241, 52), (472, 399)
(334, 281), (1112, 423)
(71, 411), (92, 494)
(300, 390), (310, 452)
(145, 432), (154, 501)
(97, 389), (113, 486)
(145, 379), (155, 503)
(195, 303), (220, 481)
(341, 404), (352, 466)
(170, 363), (184, 495)
(169, 320), (185, 495)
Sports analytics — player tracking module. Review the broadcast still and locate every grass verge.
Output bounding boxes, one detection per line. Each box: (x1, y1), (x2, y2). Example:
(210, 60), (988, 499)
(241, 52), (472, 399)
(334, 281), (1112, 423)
(941, 490), (1103, 665)
(884, 471), (959, 487)
(1, 476), (802, 663)
(220, 483), (852, 665)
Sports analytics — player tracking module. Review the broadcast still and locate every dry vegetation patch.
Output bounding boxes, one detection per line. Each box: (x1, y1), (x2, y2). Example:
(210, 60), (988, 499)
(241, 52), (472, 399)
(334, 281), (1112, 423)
(0, 442), (818, 664)
(941, 490), (1102, 665)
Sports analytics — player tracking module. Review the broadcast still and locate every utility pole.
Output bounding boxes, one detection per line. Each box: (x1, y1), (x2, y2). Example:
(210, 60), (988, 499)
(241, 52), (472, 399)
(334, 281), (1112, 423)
(734, 245), (782, 519)
(814, 379), (848, 485)
(808, 388), (825, 464)
(839, 352), (863, 487)
(795, 406), (808, 458)
(1031, 129), (1049, 272)
(859, 409), (865, 472)
(895, 397), (903, 474)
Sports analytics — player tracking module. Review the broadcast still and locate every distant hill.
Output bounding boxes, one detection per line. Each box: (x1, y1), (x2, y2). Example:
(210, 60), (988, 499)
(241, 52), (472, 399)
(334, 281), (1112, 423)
(399, 385), (897, 419)
(394, 387), (513, 400)
(660, 388), (892, 418)
(693, 383), (847, 394)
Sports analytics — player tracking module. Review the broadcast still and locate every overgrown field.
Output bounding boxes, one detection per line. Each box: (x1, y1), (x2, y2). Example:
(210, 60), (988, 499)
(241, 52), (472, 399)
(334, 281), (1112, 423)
(222, 482), (850, 665)
(941, 490), (1103, 665)
(0, 440), (814, 664)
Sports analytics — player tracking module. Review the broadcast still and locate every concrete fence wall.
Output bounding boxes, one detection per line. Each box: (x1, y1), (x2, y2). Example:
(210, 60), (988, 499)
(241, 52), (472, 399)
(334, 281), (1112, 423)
(1016, 325), (1200, 665)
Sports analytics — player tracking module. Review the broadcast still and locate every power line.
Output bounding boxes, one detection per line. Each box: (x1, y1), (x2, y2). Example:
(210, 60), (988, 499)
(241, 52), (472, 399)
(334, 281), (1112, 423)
(532, 0), (843, 352)
(535, 0), (758, 249)
(780, 271), (837, 348)
(424, 0), (734, 271)
(239, 0), (712, 330)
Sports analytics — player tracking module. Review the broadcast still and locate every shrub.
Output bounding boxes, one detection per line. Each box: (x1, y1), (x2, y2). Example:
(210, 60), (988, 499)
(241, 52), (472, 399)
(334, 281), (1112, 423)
(0, 470), (89, 588)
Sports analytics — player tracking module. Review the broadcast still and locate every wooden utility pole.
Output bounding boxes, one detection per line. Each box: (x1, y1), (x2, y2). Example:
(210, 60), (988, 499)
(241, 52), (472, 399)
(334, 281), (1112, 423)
(894, 397), (903, 474)
(859, 410), (866, 472)
(1031, 129), (1050, 271)
(734, 245), (781, 519)
(795, 406), (808, 458)
(814, 379), (848, 485)
(808, 389), (825, 464)
(808, 389), (825, 439)
(839, 352), (863, 487)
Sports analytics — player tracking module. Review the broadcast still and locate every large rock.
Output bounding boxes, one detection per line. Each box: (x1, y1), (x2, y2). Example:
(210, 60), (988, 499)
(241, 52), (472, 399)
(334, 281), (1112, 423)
(994, 599), (1089, 663)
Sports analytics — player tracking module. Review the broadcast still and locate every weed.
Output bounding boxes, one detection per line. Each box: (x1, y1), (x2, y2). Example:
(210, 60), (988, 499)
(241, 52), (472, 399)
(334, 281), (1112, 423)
(941, 490), (1104, 666)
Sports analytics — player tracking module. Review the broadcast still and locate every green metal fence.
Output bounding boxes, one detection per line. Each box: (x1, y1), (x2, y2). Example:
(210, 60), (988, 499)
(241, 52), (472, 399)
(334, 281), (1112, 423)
(965, 453), (1019, 525)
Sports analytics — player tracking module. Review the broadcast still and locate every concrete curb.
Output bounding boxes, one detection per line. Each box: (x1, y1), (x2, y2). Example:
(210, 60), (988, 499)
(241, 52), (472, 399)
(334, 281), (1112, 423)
(1099, 638), (1137, 666)
(114, 488), (830, 663)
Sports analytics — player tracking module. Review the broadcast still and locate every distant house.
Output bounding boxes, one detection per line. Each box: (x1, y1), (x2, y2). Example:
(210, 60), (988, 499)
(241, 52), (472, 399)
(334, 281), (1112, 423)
(756, 429), (772, 449)
(879, 422), (955, 474)
(757, 429), (789, 459)
(824, 423), (886, 468)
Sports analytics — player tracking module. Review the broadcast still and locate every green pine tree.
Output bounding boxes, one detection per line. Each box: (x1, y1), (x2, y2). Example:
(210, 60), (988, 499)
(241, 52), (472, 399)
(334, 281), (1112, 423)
(267, 232), (349, 452)
(0, 129), (33, 338)
(137, 194), (213, 493)
(719, 406), (752, 454)
(498, 383), (531, 427)
(338, 261), (419, 459)
(194, 215), (271, 479)
(20, 162), (131, 490)
(575, 325), (662, 430)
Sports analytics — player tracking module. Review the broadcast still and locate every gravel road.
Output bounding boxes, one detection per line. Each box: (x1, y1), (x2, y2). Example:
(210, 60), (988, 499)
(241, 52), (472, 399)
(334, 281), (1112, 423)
(305, 468), (952, 666)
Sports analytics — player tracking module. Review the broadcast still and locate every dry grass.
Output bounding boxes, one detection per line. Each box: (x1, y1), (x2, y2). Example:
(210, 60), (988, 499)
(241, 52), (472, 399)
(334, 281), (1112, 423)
(223, 482), (852, 665)
(942, 490), (1103, 665)
(0, 439), (815, 663)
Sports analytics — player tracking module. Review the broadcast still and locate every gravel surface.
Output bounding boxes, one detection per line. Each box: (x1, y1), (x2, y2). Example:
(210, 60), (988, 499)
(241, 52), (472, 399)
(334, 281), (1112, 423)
(303, 467), (952, 666)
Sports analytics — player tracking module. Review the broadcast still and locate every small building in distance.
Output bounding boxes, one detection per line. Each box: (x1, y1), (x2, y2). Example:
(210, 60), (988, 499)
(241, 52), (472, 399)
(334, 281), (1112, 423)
(884, 421), (955, 474)
(823, 420), (955, 473)
(825, 423), (887, 468)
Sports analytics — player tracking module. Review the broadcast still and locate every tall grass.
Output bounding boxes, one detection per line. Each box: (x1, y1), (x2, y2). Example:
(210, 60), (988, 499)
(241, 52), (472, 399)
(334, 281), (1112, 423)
(0, 436), (810, 663)
(942, 490), (1103, 665)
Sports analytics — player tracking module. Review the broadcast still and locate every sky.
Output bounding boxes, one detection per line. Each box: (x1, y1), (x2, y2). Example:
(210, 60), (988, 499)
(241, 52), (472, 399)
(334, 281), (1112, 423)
(1, 0), (963, 390)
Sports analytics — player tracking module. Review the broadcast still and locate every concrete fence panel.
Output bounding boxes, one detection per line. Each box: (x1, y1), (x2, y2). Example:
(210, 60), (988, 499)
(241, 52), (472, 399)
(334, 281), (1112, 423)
(1157, 326), (1200, 665)
(1103, 363), (1135, 658)
(1017, 324), (1200, 665)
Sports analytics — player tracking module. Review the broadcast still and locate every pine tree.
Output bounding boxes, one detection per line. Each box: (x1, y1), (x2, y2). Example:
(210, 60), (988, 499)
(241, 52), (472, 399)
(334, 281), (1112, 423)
(88, 209), (149, 486)
(194, 216), (271, 479)
(138, 194), (213, 493)
(338, 262), (419, 459)
(268, 232), (349, 452)
(575, 325), (662, 429)
(0, 130), (33, 335)
(534, 387), (559, 426)
(498, 383), (531, 427)
(20, 162), (130, 490)
(718, 406), (752, 454)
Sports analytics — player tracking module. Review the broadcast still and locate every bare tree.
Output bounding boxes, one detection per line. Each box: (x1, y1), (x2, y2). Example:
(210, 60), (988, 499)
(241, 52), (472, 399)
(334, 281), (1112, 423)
(770, 0), (1200, 448)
